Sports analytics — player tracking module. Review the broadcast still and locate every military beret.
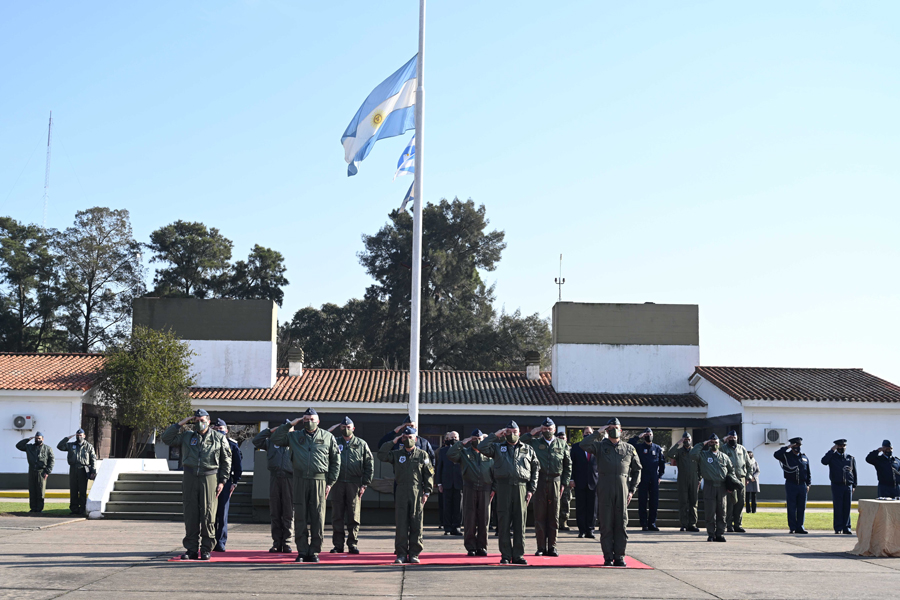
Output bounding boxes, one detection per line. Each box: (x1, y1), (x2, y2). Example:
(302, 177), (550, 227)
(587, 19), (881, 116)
(304, 408), (317, 416)
(194, 409), (209, 417)
(883, 440), (892, 448)
(834, 439), (847, 445)
(726, 429), (737, 437)
(708, 434), (719, 441)
(216, 418), (227, 428)
(341, 416), (354, 426)
(642, 427), (652, 434)
(471, 429), (484, 437)
(34, 431), (43, 437)
(402, 426), (417, 436)
(682, 431), (692, 439)
(606, 418), (621, 426)
(542, 417), (555, 428)
(76, 428), (85, 434)
(506, 420), (519, 430)
(788, 437), (803, 444)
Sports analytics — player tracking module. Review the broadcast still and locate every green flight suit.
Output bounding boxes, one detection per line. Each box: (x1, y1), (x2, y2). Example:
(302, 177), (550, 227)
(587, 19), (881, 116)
(448, 441), (494, 553)
(270, 425), (341, 556)
(721, 442), (751, 528)
(478, 434), (540, 562)
(521, 432), (572, 553)
(559, 486), (572, 529)
(331, 434), (374, 551)
(378, 441), (434, 559)
(690, 445), (735, 538)
(57, 438), (97, 515)
(161, 424), (232, 554)
(15, 439), (54, 512)
(666, 444), (699, 528)
(579, 434), (641, 560)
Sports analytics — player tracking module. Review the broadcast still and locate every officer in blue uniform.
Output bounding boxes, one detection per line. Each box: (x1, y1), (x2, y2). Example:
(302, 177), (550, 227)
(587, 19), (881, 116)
(635, 428), (665, 531)
(865, 440), (900, 498)
(212, 419), (242, 551)
(774, 437), (811, 534)
(821, 439), (857, 535)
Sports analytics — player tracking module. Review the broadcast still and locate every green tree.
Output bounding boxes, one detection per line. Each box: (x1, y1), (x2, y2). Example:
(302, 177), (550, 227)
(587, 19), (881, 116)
(96, 325), (196, 458)
(284, 300), (371, 368)
(55, 207), (146, 352)
(228, 244), (289, 306)
(147, 220), (232, 298)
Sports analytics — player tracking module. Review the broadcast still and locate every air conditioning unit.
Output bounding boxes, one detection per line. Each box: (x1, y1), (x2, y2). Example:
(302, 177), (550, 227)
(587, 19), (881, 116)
(764, 428), (788, 445)
(13, 415), (35, 430)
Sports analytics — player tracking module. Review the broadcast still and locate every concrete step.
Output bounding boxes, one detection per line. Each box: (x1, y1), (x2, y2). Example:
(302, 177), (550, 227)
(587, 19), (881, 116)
(117, 472), (254, 482)
(108, 490), (252, 503)
(104, 501), (253, 515)
(102, 511), (256, 522)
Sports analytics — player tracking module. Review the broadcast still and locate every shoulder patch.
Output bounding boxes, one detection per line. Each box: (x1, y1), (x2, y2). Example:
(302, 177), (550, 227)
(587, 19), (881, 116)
(501, 446), (507, 453)
(399, 456), (407, 464)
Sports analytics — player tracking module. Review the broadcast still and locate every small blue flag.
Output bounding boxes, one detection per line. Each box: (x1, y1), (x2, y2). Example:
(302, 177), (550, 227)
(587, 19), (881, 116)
(394, 135), (415, 181)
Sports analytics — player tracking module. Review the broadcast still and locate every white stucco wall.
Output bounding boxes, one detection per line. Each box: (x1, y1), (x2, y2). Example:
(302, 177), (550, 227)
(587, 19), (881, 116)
(1, 390), (84, 473)
(691, 377), (743, 419)
(552, 343), (698, 394)
(186, 340), (276, 389)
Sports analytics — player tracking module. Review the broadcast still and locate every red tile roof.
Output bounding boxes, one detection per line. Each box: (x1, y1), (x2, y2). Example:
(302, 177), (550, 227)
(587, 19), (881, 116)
(190, 369), (706, 408)
(0, 352), (105, 392)
(693, 366), (900, 403)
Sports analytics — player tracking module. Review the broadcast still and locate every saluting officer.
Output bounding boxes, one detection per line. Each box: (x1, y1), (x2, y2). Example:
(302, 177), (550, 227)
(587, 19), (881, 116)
(521, 418), (571, 557)
(691, 434), (735, 542)
(634, 428), (664, 531)
(447, 429), (494, 557)
(865, 440), (900, 498)
(821, 439), (857, 535)
(57, 428), (97, 516)
(15, 432), (54, 513)
(666, 432), (700, 532)
(578, 418), (641, 567)
(327, 416), (374, 554)
(212, 419), (242, 552)
(161, 409), (232, 560)
(774, 436), (811, 534)
(378, 425), (434, 564)
(478, 421), (540, 565)
(252, 419), (294, 553)
(270, 408), (341, 562)
(721, 430), (751, 533)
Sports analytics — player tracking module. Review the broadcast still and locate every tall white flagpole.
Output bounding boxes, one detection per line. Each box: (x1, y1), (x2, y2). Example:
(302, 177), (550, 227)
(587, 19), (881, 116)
(409, 0), (425, 423)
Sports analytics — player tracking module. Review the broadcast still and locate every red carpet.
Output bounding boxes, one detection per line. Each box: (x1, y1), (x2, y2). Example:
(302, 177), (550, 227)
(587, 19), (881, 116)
(168, 551), (651, 569)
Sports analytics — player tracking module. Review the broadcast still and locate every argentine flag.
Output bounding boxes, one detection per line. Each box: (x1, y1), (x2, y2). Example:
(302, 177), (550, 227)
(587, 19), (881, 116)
(342, 55), (417, 176)
(393, 135), (415, 180)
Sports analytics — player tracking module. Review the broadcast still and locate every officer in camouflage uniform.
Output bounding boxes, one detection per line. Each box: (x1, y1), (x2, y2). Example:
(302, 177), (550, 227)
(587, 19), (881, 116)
(691, 434), (735, 542)
(378, 425), (434, 564)
(721, 430), (751, 533)
(270, 408), (341, 562)
(521, 418), (571, 557)
(665, 432), (700, 532)
(578, 418), (641, 567)
(161, 409), (232, 560)
(16, 432), (54, 513)
(478, 421), (540, 565)
(328, 416), (374, 554)
(448, 429), (494, 556)
(57, 429), (97, 515)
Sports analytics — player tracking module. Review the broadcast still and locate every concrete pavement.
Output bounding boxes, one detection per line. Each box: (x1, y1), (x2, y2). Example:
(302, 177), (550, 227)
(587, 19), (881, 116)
(0, 517), (898, 599)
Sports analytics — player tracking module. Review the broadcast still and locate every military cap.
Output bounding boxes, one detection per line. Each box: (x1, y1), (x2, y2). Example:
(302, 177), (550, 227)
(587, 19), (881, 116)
(402, 425), (417, 436)
(403, 414), (414, 424)
(642, 427), (652, 434)
(506, 420), (519, 430)
(303, 408), (318, 416)
(76, 428), (85, 434)
(708, 433), (719, 441)
(542, 417), (555, 428)
(682, 431), (692, 439)
(788, 437), (803, 444)
(282, 418), (291, 426)
(555, 431), (566, 438)
(883, 440), (892, 448)
(726, 429), (737, 437)
(606, 418), (621, 426)
(34, 431), (43, 437)
(341, 416), (354, 426)
(834, 439), (847, 445)
(216, 418), (227, 427)
(194, 409), (209, 417)
(471, 429), (484, 437)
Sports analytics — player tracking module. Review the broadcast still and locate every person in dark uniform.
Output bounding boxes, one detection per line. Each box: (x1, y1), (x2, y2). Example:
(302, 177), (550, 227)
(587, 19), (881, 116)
(556, 430), (572, 532)
(521, 418), (571, 557)
(16, 432), (54, 513)
(252, 419), (294, 553)
(571, 426), (599, 538)
(57, 429), (97, 515)
(448, 429), (494, 556)
(821, 439), (857, 535)
(436, 430), (463, 536)
(666, 432), (700, 532)
(212, 419), (242, 552)
(866, 440), (900, 498)
(774, 437), (811, 534)
(635, 428), (665, 531)
(327, 416), (374, 554)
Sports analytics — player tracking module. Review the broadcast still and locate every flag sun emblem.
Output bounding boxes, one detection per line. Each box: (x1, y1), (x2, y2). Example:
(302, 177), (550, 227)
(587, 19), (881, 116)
(371, 112), (385, 128)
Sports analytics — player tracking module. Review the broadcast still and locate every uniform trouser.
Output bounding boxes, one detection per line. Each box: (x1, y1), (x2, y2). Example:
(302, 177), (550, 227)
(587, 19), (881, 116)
(638, 478), (659, 526)
(462, 485), (491, 552)
(726, 485), (745, 528)
(68, 467), (89, 514)
(559, 487), (571, 527)
(438, 491), (445, 528)
(269, 475), (294, 547)
(574, 487), (595, 534)
(703, 483), (727, 538)
(877, 483), (900, 498)
(214, 481), (235, 548)
(331, 481), (362, 549)
(442, 487), (462, 530)
(597, 478), (630, 558)
(533, 475), (561, 551)
(182, 472), (218, 553)
(293, 478), (327, 555)
(394, 488), (425, 558)
(677, 478), (699, 527)
(831, 484), (852, 532)
(496, 483), (527, 561)
(785, 481), (808, 532)
(28, 470), (46, 512)
(746, 491), (758, 513)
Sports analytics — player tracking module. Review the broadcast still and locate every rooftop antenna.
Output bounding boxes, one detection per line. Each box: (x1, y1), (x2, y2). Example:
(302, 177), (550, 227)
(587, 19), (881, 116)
(42, 111), (53, 229)
(554, 253), (565, 302)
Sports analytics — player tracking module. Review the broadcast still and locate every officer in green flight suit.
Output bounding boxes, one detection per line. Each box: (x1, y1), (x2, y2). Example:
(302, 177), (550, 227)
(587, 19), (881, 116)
(447, 429), (494, 556)
(665, 431), (700, 532)
(15, 432), (54, 513)
(57, 429), (97, 515)
(521, 417), (572, 557)
(721, 429), (751, 533)
(327, 416), (374, 554)
(691, 433), (736, 542)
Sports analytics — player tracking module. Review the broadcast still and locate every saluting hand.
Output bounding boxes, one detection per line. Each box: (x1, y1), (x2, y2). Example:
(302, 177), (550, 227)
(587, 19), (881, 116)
(177, 417), (193, 426)
(495, 428), (507, 438)
(393, 436), (402, 445)
(328, 423), (339, 433)
(530, 426), (542, 436)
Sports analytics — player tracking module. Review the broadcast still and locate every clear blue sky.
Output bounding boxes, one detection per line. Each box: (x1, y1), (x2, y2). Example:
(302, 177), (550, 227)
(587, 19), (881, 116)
(2, 2), (899, 381)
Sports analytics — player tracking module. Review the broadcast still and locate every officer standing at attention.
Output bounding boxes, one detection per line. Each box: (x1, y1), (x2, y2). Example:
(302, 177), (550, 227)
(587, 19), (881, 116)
(16, 432), (54, 513)
(571, 426), (599, 538)
(327, 416), (374, 554)
(821, 439), (857, 535)
(448, 429), (494, 556)
(161, 409), (232, 560)
(721, 430), (751, 533)
(666, 432), (700, 532)
(556, 430), (572, 532)
(690, 434), (734, 542)
(211, 419), (242, 552)
(252, 419), (294, 553)
(57, 429), (97, 516)
(774, 437), (811, 534)
(270, 408), (341, 562)
(865, 440), (900, 498)
(521, 418), (571, 557)
(635, 428), (665, 531)
(436, 430), (464, 536)
(579, 418), (641, 567)
(478, 421), (540, 565)
(378, 425), (434, 564)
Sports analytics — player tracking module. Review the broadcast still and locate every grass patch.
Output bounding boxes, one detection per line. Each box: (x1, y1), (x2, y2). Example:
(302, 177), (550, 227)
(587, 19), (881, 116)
(0, 502), (74, 517)
(743, 511), (858, 531)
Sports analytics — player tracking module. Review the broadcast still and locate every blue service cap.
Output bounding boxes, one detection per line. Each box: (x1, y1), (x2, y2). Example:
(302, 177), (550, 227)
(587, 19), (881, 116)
(402, 426), (417, 436)
(726, 429), (737, 437)
(542, 417), (555, 428)
(34, 431), (43, 438)
(506, 420), (519, 430)
(304, 408), (317, 416)
(403, 414), (414, 424)
(883, 440), (892, 448)
(708, 434), (719, 441)
(834, 439), (847, 445)
(789, 437), (803, 445)
(682, 431), (692, 439)
(76, 428), (85, 434)
(194, 409), (209, 417)
(471, 429), (484, 438)
(606, 418), (621, 426)
(555, 430), (566, 438)
(216, 418), (227, 428)
(341, 416), (354, 426)
(642, 428), (652, 435)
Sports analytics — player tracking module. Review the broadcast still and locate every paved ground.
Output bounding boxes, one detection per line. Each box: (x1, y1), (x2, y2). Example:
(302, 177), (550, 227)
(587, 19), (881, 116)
(0, 516), (898, 600)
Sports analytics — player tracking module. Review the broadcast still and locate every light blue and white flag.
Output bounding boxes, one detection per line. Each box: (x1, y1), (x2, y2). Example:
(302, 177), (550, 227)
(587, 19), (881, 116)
(393, 135), (416, 180)
(400, 181), (415, 211)
(342, 55), (417, 177)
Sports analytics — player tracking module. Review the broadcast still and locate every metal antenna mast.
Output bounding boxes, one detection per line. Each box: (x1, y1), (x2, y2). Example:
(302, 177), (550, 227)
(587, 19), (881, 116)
(42, 111), (53, 229)
(554, 253), (565, 302)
